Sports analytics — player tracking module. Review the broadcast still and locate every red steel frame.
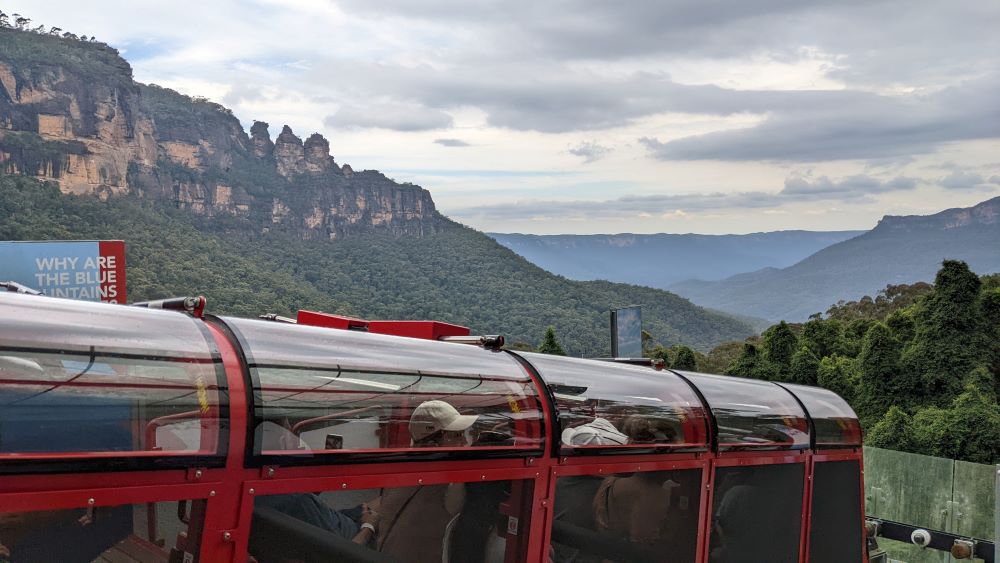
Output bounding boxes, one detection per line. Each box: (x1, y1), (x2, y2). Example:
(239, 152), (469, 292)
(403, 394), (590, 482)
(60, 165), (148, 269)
(0, 316), (868, 563)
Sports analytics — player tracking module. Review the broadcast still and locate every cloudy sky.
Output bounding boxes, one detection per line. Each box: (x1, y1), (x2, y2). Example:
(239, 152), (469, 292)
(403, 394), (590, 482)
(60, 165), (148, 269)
(10, 0), (1000, 234)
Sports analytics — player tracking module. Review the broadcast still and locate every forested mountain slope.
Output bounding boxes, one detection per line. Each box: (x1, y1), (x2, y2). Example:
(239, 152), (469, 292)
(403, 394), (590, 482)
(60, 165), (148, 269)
(0, 175), (753, 355)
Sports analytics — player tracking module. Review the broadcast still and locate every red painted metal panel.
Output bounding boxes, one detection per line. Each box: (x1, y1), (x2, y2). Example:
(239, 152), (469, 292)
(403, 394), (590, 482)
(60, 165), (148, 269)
(201, 320), (250, 563)
(296, 309), (368, 330)
(367, 319), (471, 340)
(801, 455), (814, 563)
(0, 483), (217, 514)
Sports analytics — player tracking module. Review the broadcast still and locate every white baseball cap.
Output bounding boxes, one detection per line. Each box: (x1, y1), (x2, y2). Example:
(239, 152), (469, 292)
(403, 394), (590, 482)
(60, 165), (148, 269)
(409, 400), (480, 442)
(561, 417), (628, 446)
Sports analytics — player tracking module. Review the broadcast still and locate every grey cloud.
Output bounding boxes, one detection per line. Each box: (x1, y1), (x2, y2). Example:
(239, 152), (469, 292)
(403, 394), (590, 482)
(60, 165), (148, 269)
(863, 156), (916, 172)
(324, 102), (453, 131)
(311, 60), (870, 132)
(335, 0), (997, 88)
(781, 175), (917, 199)
(223, 83), (266, 105)
(639, 75), (1000, 162)
(448, 173), (919, 222)
(939, 171), (1000, 189)
(313, 1), (999, 165)
(450, 192), (773, 223)
(568, 141), (612, 163)
(309, 55), (997, 162)
(434, 138), (471, 147)
(925, 161), (963, 171)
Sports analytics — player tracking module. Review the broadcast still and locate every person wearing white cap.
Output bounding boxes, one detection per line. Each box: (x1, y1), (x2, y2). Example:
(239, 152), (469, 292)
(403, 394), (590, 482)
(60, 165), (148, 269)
(374, 400), (479, 563)
(408, 399), (480, 447)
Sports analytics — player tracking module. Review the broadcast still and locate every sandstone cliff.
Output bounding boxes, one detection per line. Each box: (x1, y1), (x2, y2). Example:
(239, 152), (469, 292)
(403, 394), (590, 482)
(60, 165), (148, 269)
(0, 27), (440, 239)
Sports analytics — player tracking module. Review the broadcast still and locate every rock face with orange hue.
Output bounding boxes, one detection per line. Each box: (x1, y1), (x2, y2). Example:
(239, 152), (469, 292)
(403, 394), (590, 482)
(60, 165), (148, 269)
(0, 26), (440, 239)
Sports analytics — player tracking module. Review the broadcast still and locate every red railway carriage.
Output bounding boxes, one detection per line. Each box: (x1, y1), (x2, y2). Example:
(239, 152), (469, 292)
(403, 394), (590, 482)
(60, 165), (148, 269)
(0, 292), (866, 563)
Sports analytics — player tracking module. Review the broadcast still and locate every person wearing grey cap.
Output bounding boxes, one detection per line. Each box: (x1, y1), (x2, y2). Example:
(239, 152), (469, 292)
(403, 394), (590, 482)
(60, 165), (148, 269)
(375, 400), (479, 563)
(561, 417), (628, 448)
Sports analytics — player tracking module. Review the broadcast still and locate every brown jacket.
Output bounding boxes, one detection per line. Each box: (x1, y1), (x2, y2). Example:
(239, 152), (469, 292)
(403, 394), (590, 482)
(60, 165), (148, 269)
(593, 474), (672, 545)
(377, 485), (453, 563)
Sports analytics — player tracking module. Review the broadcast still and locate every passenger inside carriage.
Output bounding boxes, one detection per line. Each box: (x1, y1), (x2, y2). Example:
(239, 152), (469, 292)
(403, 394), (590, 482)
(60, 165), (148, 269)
(252, 399), (505, 563)
(551, 418), (629, 563)
(0, 329), (222, 562)
(549, 416), (700, 563)
(372, 400), (479, 563)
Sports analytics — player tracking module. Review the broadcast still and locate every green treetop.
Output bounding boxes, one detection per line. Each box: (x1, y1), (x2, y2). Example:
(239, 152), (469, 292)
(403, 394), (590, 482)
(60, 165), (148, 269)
(761, 320), (798, 378)
(903, 260), (987, 405)
(672, 346), (697, 371)
(788, 345), (820, 385)
(537, 326), (567, 356)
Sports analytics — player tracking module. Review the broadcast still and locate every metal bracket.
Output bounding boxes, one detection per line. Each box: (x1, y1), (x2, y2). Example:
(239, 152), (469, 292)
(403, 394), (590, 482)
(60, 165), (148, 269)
(868, 517), (995, 562)
(952, 539), (976, 559)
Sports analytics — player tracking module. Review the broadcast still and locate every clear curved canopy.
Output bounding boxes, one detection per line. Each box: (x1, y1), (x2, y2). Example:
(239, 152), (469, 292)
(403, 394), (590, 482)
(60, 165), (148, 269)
(0, 294), (225, 463)
(673, 371), (810, 451)
(779, 382), (862, 448)
(514, 352), (709, 454)
(217, 317), (545, 459)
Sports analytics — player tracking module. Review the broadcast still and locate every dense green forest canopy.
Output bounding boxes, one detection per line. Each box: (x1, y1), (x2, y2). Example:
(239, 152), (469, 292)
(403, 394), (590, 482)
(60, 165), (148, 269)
(687, 262), (1000, 464)
(0, 175), (753, 356)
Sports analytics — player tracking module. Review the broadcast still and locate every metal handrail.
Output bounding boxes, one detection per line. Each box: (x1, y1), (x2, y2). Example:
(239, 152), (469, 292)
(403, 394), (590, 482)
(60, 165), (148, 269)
(291, 406), (379, 436)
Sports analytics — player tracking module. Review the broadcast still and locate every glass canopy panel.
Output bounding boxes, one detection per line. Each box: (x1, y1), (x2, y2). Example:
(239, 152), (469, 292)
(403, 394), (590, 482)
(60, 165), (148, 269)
(779, 382), (862, 448)
(217, 317), (544, 459)
(0, 294), (226, 465)
(674, 371), (810, 451)
(514, 352), (709, 454)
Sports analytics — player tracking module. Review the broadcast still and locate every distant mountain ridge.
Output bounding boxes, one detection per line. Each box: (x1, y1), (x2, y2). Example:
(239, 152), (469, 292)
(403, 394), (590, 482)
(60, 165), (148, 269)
(670, 196), (1000, 321)
(488, 230), (863, 288)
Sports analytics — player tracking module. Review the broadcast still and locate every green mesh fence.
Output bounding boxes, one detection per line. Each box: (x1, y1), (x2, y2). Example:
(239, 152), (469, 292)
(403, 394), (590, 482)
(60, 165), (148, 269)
(864, 447), (997, 563)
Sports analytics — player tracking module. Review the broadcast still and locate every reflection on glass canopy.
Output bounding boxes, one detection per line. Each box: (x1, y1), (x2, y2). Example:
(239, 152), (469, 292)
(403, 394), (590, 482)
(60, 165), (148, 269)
(217, 317), (544, 457)
(779, 383), (862, 448)
(0, 294), (225, 460)
(673, 371), (809, 451)
(514, 352), (709, 453)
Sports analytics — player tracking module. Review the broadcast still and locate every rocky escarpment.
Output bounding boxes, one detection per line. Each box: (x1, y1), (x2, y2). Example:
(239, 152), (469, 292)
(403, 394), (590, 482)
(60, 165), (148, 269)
(0, 26), (440, 239)
(875, 196), (1000, 231)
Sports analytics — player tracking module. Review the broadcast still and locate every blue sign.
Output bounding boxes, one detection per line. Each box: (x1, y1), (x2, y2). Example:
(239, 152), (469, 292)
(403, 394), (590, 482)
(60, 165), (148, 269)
(0, 240), (126, 302)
